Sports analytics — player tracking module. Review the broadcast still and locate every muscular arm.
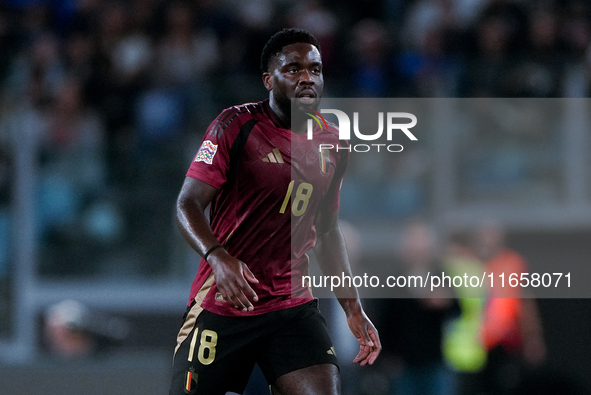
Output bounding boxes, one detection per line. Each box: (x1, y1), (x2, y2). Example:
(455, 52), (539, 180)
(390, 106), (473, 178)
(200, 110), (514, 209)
(176, 177), (259, 311)
(313, 209), (381, 366)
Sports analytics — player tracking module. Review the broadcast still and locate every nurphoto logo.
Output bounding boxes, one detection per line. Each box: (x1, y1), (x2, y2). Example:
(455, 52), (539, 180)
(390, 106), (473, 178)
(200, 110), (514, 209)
(305, 108), (418, 153)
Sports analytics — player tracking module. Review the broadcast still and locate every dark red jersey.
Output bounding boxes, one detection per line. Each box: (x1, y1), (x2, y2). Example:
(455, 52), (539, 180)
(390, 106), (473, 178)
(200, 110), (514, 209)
(186, 99), (348, 316)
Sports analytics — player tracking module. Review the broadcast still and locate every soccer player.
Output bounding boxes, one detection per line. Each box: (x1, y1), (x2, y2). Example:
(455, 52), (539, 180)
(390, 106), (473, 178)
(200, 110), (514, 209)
(169, 28), (381, 395)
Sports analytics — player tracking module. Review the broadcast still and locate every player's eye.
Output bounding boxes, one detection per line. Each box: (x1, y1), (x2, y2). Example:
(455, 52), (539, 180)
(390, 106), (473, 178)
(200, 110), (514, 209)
(288, 68), (299, 74)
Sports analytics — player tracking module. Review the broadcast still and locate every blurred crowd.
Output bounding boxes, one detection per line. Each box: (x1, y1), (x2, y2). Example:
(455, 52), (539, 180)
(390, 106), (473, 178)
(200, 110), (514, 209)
(351, 219), (591, 395)
(1, 0), (590, 277)
(0, 1), (590, 393)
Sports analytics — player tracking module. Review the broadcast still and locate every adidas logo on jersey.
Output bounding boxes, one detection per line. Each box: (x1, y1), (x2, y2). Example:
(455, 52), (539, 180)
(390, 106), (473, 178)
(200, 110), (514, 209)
(327, 347), (336, 356)
(262, 148), (284, 163)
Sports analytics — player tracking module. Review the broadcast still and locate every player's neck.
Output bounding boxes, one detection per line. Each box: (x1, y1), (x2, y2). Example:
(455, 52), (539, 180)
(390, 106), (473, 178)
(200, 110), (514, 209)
(269, 96), (291, 129)
(268, 97), (290, 126)
(268, 97), (308, 134)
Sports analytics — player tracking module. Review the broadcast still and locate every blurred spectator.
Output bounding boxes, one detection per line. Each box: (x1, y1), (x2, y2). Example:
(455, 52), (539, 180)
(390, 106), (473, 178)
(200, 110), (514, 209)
(475, 221), (546, 394)
(64, 33), (99, 95)
(373, 220), (458, 395)
(463, 13), (514, 96)
(564, 3), (591, 96)
(44, 299), (130, 359)
(62, 0), (102, 36)
(17, 1), (53, 41)
(6, 32), (66, 106)
(562, 3), (591, 60)
(504, 6), (564, 97)
(400, 0), (456, 50)
(397, 0), (462, 96)
(153, 2), (218, 86)
(235, 0), (275, 34)
(94, 2), (144, 180)
(109, 9), (152, 89)
(461, 1), (527, 97)
(0, 6), (19, 86)
(43, 77), (106, 194)
(141, 1), (219, 147)
(37, 76), (121, 275)
(349, 18), (395, 97)
(441, 229), (487, 395)
(289, 0), (338, 69)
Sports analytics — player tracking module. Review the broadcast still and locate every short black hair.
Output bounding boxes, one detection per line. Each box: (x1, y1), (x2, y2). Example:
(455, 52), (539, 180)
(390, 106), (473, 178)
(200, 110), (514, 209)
(260, 28), (321, 73)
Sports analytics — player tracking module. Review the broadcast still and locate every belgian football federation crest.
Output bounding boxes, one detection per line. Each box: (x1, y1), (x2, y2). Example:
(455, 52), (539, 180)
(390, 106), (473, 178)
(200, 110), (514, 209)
(319, 148), (330, 175)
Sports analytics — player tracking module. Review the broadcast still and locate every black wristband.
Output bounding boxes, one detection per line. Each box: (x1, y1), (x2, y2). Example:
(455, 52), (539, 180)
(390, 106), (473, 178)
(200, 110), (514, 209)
(203, 244), (223, 261)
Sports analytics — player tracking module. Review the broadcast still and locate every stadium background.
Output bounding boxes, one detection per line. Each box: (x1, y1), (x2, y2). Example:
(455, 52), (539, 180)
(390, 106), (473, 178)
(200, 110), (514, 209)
(0, 0), (591, 394)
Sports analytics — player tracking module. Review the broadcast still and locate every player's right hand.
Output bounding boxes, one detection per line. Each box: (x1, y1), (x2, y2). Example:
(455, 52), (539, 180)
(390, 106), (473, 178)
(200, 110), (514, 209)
(345, 305), (382, 366)
(207, 249), (259, 312)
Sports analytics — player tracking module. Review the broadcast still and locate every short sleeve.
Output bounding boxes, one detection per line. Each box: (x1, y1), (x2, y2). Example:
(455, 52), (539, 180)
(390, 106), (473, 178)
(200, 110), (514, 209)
(186, 108), (243, 189)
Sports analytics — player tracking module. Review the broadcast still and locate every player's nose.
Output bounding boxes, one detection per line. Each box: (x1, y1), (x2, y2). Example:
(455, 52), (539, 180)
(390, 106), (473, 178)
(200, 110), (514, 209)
(299, 70), (314, 84)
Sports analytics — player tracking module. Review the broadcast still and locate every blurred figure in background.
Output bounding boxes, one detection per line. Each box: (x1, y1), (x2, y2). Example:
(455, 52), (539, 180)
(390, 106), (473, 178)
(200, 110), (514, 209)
(43, 76), (106, 197)
(38, 76), (120, 275)
(288, 0), (339, 72)
(150, 0), (219, 133)
(475, 221), (546, 395)
(6, 31), (66, 106)
(397, 0), (462, 97)
(374, 220), (458, 395)
(508, 5), (564, 97)
(461, 1), (527, 97)
(44, 299), (130, 359)
(349, 18), (394, 97)
(441, 229), (487, 395)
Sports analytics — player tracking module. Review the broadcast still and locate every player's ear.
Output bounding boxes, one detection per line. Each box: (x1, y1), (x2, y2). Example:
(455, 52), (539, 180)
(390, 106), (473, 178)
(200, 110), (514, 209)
(262, 72), (272, 91)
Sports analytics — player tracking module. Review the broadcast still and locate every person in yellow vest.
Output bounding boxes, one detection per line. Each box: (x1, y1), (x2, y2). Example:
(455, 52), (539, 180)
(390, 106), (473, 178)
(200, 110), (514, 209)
(441, 230), (487, 395)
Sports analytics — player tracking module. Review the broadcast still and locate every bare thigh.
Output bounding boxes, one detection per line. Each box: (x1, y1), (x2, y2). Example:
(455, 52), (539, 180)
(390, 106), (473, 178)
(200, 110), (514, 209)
(271, 364), (340, 395)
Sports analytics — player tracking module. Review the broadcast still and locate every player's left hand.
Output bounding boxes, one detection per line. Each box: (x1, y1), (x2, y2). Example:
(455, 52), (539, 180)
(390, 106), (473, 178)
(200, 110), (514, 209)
(346, 308), (381, 366)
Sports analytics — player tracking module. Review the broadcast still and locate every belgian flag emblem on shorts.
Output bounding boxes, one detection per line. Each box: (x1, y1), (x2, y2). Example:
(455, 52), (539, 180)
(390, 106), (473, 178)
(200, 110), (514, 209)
(184, 369), (197, 394)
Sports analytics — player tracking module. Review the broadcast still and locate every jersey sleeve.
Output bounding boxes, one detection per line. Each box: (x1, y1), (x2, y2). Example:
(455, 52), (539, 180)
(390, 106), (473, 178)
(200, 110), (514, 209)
(186, 108), (243, 189)
(323, 140), (349, 213)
